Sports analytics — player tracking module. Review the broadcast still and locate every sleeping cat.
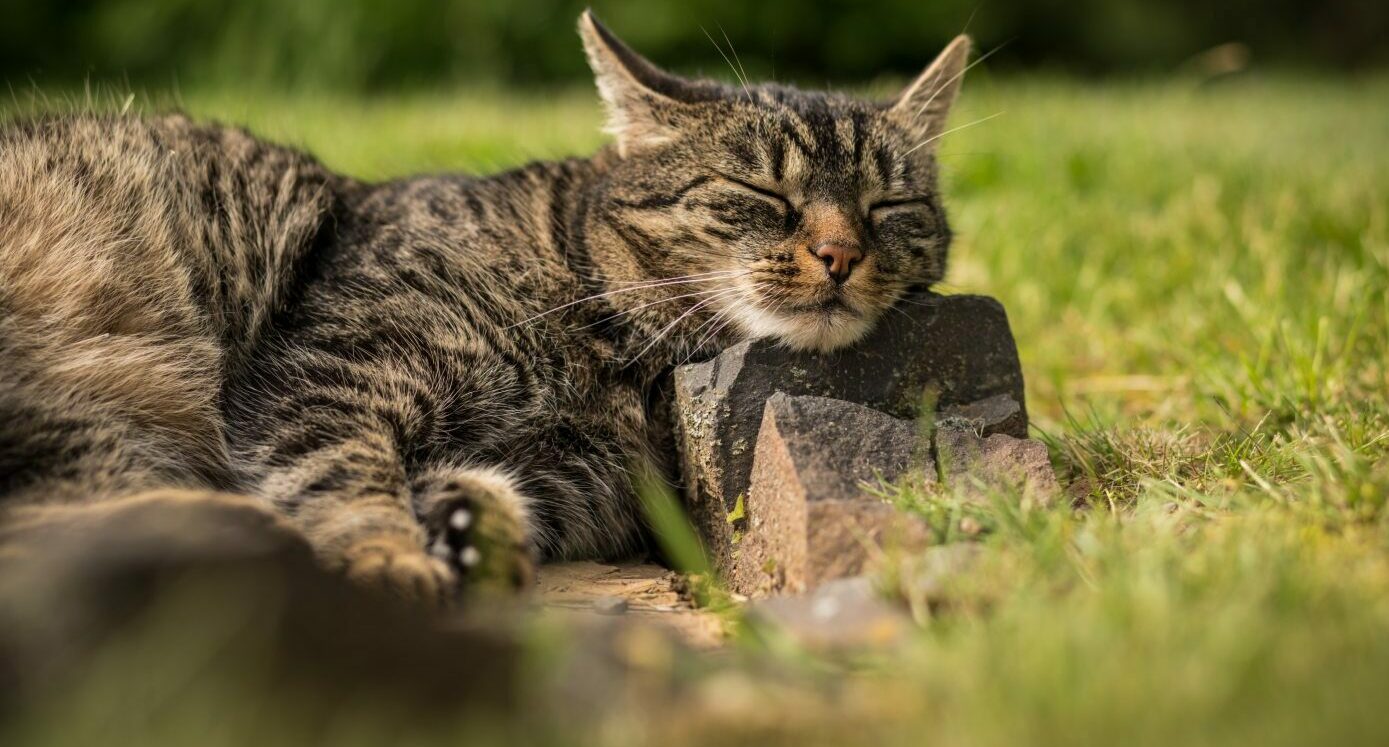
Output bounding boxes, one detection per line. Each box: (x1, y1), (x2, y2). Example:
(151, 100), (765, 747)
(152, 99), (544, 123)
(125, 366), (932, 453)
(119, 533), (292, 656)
(0, 12), (971, 604)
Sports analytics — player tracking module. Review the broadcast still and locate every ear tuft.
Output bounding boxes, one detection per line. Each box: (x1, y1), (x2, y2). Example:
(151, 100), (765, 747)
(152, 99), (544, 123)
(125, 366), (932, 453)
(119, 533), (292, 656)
(888, 35), (973, 151)
(578, 10), (685, 157)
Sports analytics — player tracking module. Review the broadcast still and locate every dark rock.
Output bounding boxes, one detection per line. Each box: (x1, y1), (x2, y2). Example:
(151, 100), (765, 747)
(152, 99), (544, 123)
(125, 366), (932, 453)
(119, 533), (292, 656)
(748, 576), (912, 650)
(732, 394), (931, 595)
(673, 294), (1026, 579)
(0, 491), (520, 715)
(938, 393), (1026, 438)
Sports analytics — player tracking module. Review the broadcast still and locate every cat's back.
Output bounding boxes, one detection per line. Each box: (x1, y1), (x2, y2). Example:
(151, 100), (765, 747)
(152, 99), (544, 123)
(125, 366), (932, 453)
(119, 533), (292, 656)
(0, 113), (347, 499)
(0, 111), (345, 360)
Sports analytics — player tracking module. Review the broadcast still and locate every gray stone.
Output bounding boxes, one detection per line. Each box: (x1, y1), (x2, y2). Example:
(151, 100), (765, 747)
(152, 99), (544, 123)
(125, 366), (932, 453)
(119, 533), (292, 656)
(759, 393), (928, 501)
(935, 426), (1060, 501)
(732, 394), (931, 595)
(748, 576), (912, 650)
(673, 294), (1027, 580)
(938, 393), (1026, 438)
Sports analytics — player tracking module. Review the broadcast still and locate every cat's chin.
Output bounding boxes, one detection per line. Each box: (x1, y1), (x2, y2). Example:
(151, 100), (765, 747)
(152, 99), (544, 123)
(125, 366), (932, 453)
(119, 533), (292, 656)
(730, 301), (878, 353)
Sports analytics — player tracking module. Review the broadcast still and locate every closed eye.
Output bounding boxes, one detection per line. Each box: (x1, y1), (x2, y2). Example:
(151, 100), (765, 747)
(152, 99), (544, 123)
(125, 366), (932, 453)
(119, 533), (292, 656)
(717, 174), (791, 210)
(868, 197), (931, 214)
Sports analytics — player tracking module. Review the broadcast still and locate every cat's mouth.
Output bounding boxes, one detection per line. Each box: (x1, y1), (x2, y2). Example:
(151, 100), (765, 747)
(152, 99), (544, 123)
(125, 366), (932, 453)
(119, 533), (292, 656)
(725, 279), (877, 352)
(788, 296), (849, 314)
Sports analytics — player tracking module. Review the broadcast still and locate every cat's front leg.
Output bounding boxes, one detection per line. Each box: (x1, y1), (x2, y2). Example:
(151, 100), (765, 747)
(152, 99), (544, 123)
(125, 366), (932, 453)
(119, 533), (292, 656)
(245, 420), (456, 605)
(411, 465), (537, 593)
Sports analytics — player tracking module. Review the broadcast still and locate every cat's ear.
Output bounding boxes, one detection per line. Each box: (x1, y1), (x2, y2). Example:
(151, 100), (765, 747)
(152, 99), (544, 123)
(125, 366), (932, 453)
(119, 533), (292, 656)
(578, 10), (698, 157)
(887, 35), (972, 150)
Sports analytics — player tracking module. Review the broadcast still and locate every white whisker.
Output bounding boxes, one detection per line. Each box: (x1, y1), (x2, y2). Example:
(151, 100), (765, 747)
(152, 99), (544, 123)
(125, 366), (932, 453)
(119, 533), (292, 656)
(903, 111), (1005, 157)
(681, 299), (740, 364)
(702, 25), (752, 102)
(719, 24), (753, 102)
(623, 287), (743, 367)
(600, 269), (739, 285)
(912, 42), (1007, 122)
(577, 283), (744, 330)
(689, 304), (740, 361)
(507, 271), (743, 328)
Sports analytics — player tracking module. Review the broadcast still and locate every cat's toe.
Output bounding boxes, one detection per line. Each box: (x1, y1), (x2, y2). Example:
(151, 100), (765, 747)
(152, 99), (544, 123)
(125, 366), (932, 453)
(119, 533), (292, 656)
(426, 505), (483, 572)
(415, 470), (535, 594)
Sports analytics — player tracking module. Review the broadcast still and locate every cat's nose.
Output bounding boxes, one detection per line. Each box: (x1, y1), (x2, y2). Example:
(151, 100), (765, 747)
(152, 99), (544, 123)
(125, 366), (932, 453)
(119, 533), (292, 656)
(813, 242), (863, 283)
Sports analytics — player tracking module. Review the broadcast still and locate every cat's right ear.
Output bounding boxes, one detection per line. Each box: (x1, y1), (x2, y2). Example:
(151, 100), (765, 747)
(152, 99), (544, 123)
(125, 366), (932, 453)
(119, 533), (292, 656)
(887, 35), (973, 150)
(579, 10), (694, 157)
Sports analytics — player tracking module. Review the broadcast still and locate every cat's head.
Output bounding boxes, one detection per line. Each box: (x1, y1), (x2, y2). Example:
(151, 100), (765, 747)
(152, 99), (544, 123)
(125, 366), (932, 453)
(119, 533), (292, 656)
(579, 11), (971, 353)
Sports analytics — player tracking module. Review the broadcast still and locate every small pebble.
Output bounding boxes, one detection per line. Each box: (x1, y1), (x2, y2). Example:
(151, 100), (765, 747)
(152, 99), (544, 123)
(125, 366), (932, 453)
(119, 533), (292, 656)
(592, 596), (629, 615)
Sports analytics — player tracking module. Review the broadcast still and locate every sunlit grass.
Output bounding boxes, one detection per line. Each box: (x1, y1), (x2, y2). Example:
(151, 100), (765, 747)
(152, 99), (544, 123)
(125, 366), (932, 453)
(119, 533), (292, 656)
(3, 74), (1387, 745)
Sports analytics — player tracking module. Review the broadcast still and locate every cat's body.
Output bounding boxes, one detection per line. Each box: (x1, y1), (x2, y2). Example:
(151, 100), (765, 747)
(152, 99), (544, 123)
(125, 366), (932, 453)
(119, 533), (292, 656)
(0, 13), (972, 603)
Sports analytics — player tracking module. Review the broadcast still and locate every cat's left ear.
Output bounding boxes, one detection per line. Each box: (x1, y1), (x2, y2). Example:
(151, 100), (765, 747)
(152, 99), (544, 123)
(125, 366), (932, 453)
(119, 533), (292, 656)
(578, 10), (702, 157)
(887, 35), (973, 149)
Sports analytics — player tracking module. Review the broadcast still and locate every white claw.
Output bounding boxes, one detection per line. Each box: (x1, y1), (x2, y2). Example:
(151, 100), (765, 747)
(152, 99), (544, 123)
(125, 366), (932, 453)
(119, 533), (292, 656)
(429, 540), (451, 559)
(459, 546), (482, 568)
(449, 509), (473, 531)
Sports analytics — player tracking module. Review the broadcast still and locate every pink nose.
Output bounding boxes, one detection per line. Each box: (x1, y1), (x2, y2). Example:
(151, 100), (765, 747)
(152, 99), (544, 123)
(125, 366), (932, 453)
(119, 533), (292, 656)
(813, 242), (863, 282)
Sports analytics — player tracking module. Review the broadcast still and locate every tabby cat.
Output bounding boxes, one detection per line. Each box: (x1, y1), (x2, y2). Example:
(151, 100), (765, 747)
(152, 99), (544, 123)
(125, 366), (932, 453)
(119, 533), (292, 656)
(0, 12), (971, 603)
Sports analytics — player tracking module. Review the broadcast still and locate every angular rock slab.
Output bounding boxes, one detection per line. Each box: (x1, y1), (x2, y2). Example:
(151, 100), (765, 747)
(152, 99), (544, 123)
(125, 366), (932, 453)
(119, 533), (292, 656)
(733, 394), (931, 595)
(673, 294), (1026, 583)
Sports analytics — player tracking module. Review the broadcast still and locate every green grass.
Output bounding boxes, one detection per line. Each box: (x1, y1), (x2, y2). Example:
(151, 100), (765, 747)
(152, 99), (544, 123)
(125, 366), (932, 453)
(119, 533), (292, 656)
(4, 75), (1388, 745)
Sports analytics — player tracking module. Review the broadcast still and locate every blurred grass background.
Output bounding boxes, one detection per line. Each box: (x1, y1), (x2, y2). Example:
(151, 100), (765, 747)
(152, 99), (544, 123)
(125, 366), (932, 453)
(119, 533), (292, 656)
(4, 0), (1387, 92)
(3, 1), (1388, 745)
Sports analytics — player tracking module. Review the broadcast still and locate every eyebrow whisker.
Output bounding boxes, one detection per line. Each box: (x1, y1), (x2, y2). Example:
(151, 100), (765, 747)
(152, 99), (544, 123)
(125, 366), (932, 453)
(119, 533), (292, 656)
(701, 25), (753, 103)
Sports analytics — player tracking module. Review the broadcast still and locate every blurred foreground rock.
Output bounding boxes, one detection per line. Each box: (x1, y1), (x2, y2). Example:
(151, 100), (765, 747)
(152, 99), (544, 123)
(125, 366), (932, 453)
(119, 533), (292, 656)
(672, 293), (1055, 597)
(0, 491), (520, 715)
(748, 576), (912, 650)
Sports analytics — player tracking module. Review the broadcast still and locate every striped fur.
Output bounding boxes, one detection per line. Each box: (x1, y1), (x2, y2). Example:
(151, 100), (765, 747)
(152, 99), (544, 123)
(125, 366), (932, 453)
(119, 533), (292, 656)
(0, 13), (971, 604)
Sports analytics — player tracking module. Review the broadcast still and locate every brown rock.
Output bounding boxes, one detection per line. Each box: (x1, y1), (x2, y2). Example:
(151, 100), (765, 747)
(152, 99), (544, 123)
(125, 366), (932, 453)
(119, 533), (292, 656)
(731, 394), (931, 595)
(935, 427), (1060, 501)
(673, 294), (1027, 579)
(759, 393), (928, 500)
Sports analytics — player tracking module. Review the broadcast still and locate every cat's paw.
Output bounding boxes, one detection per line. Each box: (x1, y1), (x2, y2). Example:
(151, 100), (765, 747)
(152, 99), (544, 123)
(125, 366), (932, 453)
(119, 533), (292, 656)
(414, 467), (536, 594)
(341, 535), (458, 607)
